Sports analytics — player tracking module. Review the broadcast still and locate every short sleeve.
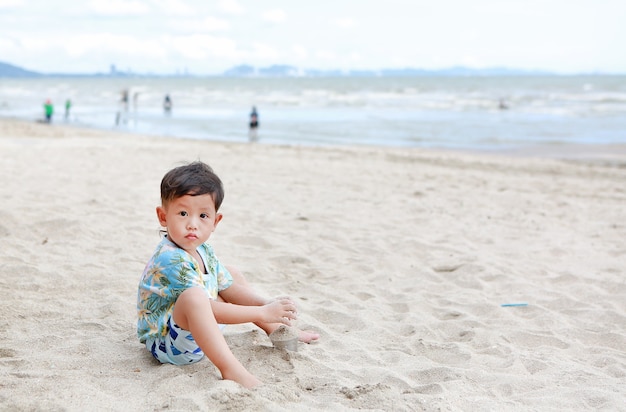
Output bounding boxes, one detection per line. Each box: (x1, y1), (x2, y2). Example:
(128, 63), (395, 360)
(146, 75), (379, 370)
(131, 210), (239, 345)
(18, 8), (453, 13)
(198, 243), (233, 294)
(151, 248), (207, 298)
(216, 260), (233, 291)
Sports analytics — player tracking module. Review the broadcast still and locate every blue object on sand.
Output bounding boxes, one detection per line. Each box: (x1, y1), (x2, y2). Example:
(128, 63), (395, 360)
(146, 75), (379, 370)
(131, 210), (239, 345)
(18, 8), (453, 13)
(500, 303), (528, 307)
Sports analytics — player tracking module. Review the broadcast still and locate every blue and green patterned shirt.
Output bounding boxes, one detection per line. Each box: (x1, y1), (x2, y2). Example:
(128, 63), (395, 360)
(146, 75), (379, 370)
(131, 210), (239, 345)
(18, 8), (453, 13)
(137, 236), (233, 343)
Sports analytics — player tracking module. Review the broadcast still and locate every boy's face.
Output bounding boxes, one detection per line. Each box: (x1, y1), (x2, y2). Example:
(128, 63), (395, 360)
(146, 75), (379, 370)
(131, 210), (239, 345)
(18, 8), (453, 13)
(156, 194), (222, 254)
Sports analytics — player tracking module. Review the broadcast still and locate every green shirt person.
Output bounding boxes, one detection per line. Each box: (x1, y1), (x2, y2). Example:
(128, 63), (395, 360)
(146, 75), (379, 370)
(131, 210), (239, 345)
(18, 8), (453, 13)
(44, 99), (54, 123)
(65, 99), (71, 120)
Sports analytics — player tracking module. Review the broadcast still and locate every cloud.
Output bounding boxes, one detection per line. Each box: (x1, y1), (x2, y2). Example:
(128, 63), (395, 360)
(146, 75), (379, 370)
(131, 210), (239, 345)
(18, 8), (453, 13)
(346, 52), (362, 63)
(461, 54), (482, 68)
(153, 0), (195, 15)
(250, 42), (279, 59)
(314, 50), (336, 60)
(334, 18), (355, 29)
(218, 0), (244, 14)
(3, 31), (169, 71)
(63, 33), (167, 58)
(165, 36), (281, 63)
(262, 9), (286, 23)
(168, 16), (231, 33)
(0, 0), (23, 9)
(88, 0), (151, 16)
(199, 16), (231, 31)
(292, 45), (308, 59)
(0, 36), (18, 52)
(166, 34), (240, 60)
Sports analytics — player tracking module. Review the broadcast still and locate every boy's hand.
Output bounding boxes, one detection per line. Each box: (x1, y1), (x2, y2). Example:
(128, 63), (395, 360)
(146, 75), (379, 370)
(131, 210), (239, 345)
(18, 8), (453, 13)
(261, 297), (298, 325)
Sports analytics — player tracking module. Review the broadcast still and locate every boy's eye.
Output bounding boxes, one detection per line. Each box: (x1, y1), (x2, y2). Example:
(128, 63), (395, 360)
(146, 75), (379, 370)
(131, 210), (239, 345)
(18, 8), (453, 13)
(179, 211), (188, 217)
(200, 213), (209, 219)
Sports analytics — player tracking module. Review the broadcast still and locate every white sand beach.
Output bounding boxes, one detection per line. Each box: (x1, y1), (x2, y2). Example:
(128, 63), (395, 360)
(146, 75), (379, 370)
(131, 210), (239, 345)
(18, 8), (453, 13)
(0, 118), (625, 411)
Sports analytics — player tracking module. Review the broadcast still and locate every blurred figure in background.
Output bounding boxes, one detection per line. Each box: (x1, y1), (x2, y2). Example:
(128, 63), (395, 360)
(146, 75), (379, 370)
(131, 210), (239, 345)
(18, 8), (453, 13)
(163, 94), (172, 114)
(133, 91), (140, 113)
(249, 106), (259, 142)
(121, 89), (129, 112)
(64, 99), (71, 121)
(43, 99), (54, 123)
(116, 89), (129, 126)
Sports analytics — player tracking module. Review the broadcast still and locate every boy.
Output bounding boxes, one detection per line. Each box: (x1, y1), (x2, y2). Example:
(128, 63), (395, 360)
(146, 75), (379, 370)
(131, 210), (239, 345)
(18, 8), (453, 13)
(137, 161), (319, 388)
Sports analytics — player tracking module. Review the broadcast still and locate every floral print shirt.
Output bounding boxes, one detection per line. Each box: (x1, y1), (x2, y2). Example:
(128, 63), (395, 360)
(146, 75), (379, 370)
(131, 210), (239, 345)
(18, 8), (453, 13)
(137, 236), (233, 343)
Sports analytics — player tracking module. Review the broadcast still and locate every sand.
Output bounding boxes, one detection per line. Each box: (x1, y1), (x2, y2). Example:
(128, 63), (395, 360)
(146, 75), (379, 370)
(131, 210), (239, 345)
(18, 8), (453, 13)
(269, 326), (299, 352)
(0, 118), (625, 411)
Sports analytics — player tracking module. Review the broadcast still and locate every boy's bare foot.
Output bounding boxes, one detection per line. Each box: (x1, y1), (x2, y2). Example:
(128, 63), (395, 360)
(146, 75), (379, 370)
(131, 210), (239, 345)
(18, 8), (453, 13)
(262, 324), (320, 344)
(222, 368), (262, 389)
(298, 329), (320, 343)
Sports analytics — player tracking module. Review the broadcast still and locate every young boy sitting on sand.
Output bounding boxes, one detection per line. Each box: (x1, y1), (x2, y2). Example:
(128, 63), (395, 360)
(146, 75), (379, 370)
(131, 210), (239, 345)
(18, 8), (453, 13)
(137, 161), (319, 388)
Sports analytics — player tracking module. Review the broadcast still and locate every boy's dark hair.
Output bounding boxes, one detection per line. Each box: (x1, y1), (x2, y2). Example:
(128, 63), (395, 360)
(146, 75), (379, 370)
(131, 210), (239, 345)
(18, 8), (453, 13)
(160, 161), (224, 210)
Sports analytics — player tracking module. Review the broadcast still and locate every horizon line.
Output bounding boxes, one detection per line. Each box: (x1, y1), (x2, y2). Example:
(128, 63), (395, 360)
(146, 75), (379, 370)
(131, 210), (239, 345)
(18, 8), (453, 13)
(1, 60), (624, 78)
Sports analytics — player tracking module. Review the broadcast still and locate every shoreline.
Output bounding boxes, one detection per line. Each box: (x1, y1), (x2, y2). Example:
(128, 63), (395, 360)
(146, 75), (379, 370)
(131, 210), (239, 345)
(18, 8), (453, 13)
(2, 116), (626, 165)
(3, 73), (625, 157)
(1, 117), (625, 410)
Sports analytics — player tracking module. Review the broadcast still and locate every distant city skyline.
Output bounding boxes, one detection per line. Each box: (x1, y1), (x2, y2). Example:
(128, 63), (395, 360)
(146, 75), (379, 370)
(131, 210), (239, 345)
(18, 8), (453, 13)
(0, 60), (567, 77)
(0, 0), (624, 75)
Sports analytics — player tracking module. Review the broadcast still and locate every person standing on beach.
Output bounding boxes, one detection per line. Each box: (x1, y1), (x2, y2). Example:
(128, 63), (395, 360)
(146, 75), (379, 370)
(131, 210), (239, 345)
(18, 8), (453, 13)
(121, 89), (129, 112)
(249, 106), (259, 142)
(137, 161), (319, 388)
(43, 99), (54, 123)
(133, 92), (140, 113)
(64, 99), (71, 121)
(163, 94), (172, 114)
(116, 89), (129, 126)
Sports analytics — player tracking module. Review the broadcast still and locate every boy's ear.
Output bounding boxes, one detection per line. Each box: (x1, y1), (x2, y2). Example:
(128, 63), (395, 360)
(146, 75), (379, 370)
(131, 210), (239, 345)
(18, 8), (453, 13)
(213, 212), (223, 228)
(156, 206), (167, 227)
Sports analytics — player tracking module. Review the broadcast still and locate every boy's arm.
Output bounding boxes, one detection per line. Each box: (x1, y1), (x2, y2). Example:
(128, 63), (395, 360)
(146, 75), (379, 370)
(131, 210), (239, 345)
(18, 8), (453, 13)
(218, 281), (269, 306)
(217, 265), (294, 307)
(210, 297), (297, 326)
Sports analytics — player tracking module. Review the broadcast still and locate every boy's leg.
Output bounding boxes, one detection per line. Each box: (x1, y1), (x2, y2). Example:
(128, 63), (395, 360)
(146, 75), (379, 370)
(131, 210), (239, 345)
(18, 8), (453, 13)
(225, 266), (320, 343)
(173, 287), (261, 389)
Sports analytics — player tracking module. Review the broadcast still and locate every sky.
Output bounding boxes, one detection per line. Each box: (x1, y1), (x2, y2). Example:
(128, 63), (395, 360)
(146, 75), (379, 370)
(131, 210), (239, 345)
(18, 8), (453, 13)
(0, 0), (624, 75)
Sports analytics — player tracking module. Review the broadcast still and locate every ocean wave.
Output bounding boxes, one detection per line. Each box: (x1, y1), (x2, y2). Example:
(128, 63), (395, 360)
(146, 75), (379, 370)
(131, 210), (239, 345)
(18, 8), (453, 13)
(1, 76), (625, 148)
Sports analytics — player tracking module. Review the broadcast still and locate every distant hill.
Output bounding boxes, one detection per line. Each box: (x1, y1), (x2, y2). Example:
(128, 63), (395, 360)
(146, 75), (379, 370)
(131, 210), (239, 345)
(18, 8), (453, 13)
(223, 64), (554, 77)
(0, 60), (562, 78)
(223, 64), (256, 77)
(0, 60), (136, 78)
(224, 64), (302, 77)
(0, 61), (41, 77)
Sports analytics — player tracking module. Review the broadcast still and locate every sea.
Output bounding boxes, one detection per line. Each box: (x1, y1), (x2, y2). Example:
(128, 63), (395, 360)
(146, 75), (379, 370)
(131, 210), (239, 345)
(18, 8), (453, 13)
(1, 75), (625, 152)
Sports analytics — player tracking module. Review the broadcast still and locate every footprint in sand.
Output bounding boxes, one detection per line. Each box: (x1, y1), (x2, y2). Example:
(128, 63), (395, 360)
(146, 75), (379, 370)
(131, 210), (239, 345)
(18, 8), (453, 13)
(509, 331), (569, 349)
(409, 366), (462, 385)
(0, 348), (17, 358)
(231, 235), (273, 249)
(354, 292), (375, 301)
(270, 255), (311, 266)
(413, 383), (443, 394)
(414, 340), (472, 364)
(312, 308), (366, 332)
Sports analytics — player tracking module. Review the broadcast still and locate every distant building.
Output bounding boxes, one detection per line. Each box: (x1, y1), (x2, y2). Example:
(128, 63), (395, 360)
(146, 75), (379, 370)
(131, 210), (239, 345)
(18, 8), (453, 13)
(224, 64), (256, 77)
